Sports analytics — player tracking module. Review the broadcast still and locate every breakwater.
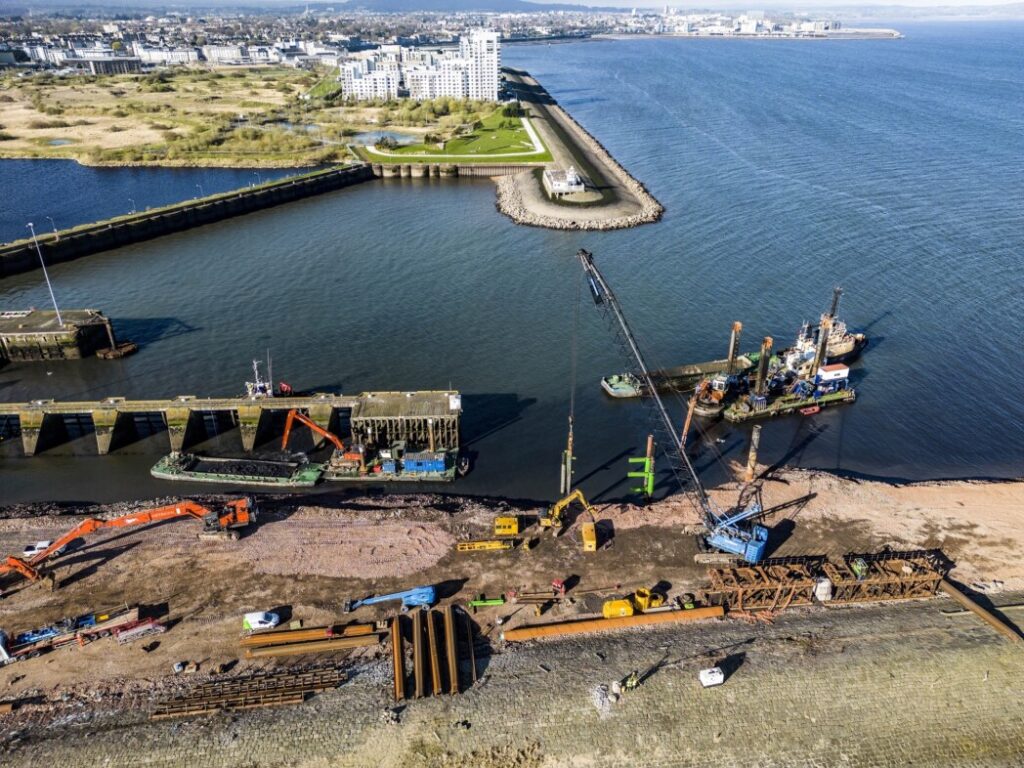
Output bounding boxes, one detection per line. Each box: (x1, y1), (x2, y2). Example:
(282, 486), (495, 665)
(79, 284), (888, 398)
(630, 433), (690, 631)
(0, 164), (374, 277)
(497, 69), (664, 231)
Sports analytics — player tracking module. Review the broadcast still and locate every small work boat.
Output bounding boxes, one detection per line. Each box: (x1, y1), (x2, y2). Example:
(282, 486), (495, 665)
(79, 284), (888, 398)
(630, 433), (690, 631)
(800, 405), (821, 416)
(601, 355), (757, 399)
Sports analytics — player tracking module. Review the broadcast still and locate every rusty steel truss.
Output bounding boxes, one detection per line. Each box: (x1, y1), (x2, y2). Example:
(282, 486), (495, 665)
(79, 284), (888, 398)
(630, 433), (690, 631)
(704, 560), (819, 612)
(823, 552), (945, 603)
(703, 551), (947, 612)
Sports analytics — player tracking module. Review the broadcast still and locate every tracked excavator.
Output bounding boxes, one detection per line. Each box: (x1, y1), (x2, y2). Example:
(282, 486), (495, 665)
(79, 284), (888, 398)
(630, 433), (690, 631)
(0, 497), (256, 585)
(538, 488), (597, 536)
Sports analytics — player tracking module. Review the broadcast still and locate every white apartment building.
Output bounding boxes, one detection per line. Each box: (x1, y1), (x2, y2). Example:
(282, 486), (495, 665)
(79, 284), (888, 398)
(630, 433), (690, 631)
(338, 29), (500, 102)
(340, 59), (399, 100)
(459, 29), (500, 101)
(132, 43), (200, 65)
(201, 44), (247, 64)
(405, 59), (469, 100)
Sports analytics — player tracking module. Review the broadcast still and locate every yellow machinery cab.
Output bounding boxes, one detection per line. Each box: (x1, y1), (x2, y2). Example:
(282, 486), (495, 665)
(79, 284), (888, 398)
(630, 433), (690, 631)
(581, 522), (598, 552)
(494, 516), (519, 537)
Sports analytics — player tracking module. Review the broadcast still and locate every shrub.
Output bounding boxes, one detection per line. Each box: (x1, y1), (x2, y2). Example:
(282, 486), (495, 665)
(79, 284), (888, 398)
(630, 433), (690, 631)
(27, 119), (70, 129)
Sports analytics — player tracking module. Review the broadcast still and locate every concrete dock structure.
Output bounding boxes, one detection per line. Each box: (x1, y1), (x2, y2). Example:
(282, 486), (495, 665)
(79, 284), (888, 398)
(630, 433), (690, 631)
(0, 309), (119, 361)
(0, 390), (461, 456)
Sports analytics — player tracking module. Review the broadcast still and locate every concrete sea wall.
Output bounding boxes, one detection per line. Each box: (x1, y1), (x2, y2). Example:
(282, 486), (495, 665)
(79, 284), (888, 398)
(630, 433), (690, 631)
(368, 162), (542, 178)
(0, 164), (375, 278)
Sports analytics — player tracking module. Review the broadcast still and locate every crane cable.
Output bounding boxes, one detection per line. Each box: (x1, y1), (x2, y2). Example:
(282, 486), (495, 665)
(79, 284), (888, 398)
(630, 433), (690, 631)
(562, 272), (582, 494)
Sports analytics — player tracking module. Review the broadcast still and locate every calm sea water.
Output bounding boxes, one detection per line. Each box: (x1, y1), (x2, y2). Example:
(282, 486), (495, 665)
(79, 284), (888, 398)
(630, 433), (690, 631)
(0, 163), (302, 245)
(1, 22), (1022, 504)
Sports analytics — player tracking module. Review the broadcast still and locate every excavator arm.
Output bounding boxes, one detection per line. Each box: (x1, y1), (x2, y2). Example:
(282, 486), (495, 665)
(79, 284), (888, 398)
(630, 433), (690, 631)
(2, 556), (41, 583)
(0, 498), (255, 585)
(281, 409), (344, 452)
(545, 488), (595, 529)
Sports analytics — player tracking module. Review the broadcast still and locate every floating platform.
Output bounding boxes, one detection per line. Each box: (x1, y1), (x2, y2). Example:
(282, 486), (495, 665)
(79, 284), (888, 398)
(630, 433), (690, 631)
(150, 453), (323, 488)
(723, 389), (856, 423)
(602, 354), (757, 398)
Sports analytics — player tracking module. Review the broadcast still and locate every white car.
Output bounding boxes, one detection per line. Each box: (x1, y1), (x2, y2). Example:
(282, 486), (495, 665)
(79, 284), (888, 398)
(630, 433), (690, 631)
(22, 541), (66, 559)
(699, 667), (725, 688)
(242, 611), (280, 632)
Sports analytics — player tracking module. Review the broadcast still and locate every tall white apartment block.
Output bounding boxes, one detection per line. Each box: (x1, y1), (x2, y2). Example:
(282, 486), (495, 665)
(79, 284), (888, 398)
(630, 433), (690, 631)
(459, 29), (500, 101)
(405, 59), (469, 100)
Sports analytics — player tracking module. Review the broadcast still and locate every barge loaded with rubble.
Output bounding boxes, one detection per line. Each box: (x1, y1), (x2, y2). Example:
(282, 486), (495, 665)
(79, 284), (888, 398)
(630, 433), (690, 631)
(151, 453), (324, 487)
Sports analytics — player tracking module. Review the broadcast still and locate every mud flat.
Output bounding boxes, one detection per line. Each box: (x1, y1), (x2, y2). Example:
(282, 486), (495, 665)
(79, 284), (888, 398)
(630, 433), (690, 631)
(497, 69), (664, 231)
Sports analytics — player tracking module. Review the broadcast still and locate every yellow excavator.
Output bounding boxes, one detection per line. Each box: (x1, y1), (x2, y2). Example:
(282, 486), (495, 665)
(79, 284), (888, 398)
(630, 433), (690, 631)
(538, 488), (595, 536)
(602, 588), (666, 619)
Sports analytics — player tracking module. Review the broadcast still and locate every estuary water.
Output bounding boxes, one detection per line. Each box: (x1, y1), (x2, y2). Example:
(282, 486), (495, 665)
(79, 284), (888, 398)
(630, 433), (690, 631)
(0, 164), (301, 245)
(1, 22), (1022, 504)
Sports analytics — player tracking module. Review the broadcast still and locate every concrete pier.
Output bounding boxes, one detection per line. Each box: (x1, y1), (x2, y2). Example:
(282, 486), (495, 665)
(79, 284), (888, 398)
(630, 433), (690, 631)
(0, 391), (460, 456)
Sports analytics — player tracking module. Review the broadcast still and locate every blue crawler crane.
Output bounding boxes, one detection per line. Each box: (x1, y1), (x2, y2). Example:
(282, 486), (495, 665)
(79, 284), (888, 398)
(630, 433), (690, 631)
(578, 249), (770, 563)
(343, 585), (437, 613)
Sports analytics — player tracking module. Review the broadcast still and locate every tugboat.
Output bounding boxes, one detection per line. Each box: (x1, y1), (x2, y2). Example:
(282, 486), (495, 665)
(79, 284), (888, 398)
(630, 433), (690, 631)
(796, 287), (868, 367)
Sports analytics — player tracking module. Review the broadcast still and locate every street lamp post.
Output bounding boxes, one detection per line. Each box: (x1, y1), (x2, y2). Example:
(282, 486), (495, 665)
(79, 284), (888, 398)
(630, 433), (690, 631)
(26, 222), (63, 327)
(195, 183), (205, 198)
(128, 196), (136, 214)
(45, 216), (59, 242)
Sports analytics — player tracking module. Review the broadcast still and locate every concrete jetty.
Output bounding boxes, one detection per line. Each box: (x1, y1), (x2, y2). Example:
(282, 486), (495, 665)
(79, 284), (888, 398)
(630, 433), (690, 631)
(0, 390), (461, 457)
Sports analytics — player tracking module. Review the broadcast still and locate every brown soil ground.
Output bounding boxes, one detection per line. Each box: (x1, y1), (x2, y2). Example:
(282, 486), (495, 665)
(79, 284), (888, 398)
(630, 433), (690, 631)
(0, 470), (1020, 705)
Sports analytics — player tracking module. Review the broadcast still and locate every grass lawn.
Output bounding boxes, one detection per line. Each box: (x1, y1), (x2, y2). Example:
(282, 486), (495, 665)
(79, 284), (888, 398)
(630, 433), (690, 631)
(364, 108), (551, 163)
(308, 68), (342, 100)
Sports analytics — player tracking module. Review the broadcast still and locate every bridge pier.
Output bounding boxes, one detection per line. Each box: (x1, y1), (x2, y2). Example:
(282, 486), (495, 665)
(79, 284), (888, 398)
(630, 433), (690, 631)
(306, 403), (334, 432)
(236, 405), (263, 453)
(17, 410), (44, 455)
(91, 409), (120, 455)
(164, 405), (193, 454)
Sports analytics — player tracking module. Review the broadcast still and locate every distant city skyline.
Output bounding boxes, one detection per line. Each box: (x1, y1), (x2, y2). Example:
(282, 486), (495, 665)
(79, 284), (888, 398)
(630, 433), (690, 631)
(8, 0), (1024, 8)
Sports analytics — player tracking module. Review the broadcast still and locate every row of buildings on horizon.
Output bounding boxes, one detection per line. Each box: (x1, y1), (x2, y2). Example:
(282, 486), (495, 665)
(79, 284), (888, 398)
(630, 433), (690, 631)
(0, 9), (900, 75)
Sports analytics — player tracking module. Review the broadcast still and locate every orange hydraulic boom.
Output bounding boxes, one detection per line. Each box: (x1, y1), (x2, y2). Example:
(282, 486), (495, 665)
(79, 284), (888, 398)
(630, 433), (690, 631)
(0, 498), (256, 584)
(281, 409), (344, 452)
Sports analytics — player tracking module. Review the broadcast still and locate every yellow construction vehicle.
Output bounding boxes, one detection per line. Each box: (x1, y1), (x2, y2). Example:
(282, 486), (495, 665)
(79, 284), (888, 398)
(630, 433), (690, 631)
(494, 516), (520, 537)
(580, 522), (598, 552)
(456, 539), (514, 553)
(539, 489), (595, 535)
(602, 588), (666, 619)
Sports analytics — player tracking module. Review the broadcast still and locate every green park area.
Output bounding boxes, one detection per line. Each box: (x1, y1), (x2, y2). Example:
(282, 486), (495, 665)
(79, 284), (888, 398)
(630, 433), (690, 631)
(0, 66), (549, 167)
(353, 105), (551, 164)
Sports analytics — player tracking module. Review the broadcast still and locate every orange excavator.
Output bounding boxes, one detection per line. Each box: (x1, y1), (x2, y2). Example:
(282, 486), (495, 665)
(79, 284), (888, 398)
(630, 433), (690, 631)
(281, 409), (363, 474)
(281, 409), (344, 452)
(0, 497), (256, 585)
